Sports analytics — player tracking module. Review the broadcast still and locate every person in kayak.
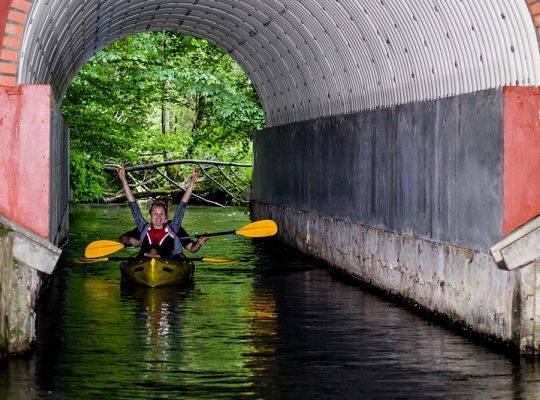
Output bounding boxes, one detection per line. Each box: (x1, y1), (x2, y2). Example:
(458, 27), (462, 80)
(118, 215), (206, 256)
(117, 167), (208, 259)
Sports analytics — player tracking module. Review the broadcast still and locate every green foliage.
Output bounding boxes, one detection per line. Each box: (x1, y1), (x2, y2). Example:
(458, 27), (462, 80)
(62, 31), (264, 202)
(70, 151), (108, 201)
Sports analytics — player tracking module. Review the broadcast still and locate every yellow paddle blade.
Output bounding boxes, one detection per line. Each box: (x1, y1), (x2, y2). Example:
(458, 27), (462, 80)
(235, 220), (278, 238)
(74, 257), (109, 264)
(84, 240), (125, 258)
(201, 257), (235, 264)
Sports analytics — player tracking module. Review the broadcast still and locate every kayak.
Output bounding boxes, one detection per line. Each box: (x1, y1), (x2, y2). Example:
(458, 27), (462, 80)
(120, 256), (195, 287)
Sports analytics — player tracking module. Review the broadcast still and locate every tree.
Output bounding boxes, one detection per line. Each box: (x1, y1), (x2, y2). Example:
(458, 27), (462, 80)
(62, 31), (264, 202)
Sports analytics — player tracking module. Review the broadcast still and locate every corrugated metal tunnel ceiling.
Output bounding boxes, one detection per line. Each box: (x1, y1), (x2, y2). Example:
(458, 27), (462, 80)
(19, 0), (540, 127)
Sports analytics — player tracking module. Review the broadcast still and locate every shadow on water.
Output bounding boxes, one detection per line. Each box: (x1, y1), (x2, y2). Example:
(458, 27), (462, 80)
(254, 236), (521, 352)
(1, 204), (540, 399)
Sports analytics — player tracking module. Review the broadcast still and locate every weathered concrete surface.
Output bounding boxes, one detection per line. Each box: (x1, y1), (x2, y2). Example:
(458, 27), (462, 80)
(252, 201), (539, 350)
(0, 215), (61, 358)
(0, 214), (61, 275)
(0, 232), (12, 358)
(517, 260), (540, 354)
(7, 260), (41, 354)
(491, 216), (540, 271)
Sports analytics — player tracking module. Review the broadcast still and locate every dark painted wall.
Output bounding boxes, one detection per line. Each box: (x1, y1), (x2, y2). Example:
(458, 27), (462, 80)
(50, 100), (70, 245)
(252, 89), (503, 251)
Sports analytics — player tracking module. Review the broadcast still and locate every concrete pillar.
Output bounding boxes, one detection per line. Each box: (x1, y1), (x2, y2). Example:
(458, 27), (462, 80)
(491, 216), (540, 353)
(0, 215), (61, 358)
(518, 260), (540, 354)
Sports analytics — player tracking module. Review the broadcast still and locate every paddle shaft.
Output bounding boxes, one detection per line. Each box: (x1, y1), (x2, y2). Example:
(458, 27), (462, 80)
(179, 230), (235, 239)
(81, 256), (216, 262)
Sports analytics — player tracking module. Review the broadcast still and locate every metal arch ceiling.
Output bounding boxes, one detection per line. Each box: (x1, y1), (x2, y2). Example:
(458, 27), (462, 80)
(19, 0), (540, 127)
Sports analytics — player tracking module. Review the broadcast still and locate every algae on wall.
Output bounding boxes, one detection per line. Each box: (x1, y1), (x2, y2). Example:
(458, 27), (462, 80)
(0, 232), (13, 359)
(0, 225), (13, 236)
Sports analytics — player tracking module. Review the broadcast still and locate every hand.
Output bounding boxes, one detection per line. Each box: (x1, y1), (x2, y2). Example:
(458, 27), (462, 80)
(128, 237), (140, 247)
(187, 236), (208, 253)
(181, 169), (200, 204)
(190, 169), (200, 183)
(196, 237), (209, 246)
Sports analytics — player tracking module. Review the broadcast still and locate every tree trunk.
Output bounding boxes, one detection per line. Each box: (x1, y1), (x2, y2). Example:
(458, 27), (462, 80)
(161, 33), (175, 179)
(192, 94), (205, 132)
(161, 81), (170, 137)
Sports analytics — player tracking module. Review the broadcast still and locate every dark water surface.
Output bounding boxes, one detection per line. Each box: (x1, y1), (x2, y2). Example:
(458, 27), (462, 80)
(1, 204), (540, 399)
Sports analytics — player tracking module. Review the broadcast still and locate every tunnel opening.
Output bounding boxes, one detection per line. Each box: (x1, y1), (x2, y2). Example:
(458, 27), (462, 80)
(60, 30), (264, 206)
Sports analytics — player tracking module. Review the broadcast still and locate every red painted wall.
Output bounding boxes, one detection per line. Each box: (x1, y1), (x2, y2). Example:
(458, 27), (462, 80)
(0, 1), (10, 50)
(0, 0), (32, 86)
(503, 86), (540, 233)
(0, 84), (51, 238)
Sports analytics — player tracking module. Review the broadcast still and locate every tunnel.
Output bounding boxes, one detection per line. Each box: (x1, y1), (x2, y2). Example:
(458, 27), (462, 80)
(0, 0), (539, 354)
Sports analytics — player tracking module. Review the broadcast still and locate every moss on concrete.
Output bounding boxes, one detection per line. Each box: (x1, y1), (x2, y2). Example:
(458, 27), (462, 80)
(9, 326), (23, 339)
(0, 225), (12, 237)
(0, 335), (6, 361)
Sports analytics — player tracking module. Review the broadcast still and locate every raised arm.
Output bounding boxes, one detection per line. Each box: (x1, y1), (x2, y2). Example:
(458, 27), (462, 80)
(170, 169), (200, 232)
(118, 167), (146, 231)
(118, 167), (135, 203)
(181, 169), (200, 205)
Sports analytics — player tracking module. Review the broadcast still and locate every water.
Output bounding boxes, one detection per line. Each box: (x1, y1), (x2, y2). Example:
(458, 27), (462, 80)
(1, 204), (540, 399)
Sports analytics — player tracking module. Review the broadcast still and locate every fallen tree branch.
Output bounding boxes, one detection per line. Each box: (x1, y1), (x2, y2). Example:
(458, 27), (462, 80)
(227, 165), (250, 188)
(215, 164), (248, 192)
(155, 169), (226, 208)
(104, 159), (251, 172)
(105, 188), (182, 203)
(104, 159), (251, 205)
(127, 171), (150, 192)
(198, 165), (246, 203)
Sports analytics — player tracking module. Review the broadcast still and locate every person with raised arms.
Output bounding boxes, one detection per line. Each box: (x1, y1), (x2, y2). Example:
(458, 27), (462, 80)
(117, 167), (208, 259)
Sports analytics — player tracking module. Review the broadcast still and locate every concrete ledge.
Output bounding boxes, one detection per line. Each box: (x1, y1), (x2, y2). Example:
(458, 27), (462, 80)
(0, 213), (61, 274)
(0, 214), (61, 357)
(252, 201), (539, 351)
(490, 215), (540, 270)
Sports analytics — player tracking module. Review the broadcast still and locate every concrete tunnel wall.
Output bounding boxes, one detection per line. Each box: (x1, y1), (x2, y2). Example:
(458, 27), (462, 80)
(250, 85), (540, 347)
(253, 88), (505, 252)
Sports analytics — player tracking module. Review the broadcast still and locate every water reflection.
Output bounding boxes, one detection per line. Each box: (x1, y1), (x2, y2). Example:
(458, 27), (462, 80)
(0, 205), (540, 399)
(247, 263), (540, 400)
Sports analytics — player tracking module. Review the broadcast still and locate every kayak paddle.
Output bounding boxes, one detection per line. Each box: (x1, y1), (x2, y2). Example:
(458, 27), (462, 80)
(83, 219), (278, 258)
(84, 240), (125, 258)
(180, 219), (278, 239)
(74, 256), (234, 264)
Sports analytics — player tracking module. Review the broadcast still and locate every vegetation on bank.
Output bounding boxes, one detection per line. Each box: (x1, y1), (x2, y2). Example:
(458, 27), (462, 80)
(62, 32), (264, 202)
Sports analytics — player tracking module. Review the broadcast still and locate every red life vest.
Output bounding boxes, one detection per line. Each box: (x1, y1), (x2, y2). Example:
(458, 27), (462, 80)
(146, 223), (170, 246)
